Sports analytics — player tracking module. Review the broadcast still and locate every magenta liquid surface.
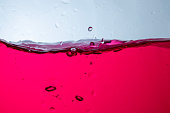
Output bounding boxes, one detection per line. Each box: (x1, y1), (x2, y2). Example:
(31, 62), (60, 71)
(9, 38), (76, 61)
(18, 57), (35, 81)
(0, 38), (170, 113)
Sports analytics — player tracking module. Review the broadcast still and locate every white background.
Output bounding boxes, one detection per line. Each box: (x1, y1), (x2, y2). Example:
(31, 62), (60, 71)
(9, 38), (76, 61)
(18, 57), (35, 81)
(0, 0), (170, 42)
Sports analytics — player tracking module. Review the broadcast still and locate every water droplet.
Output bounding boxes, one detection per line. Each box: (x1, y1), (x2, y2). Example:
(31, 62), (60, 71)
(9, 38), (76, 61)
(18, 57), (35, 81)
(75, 95), (84, 101)
(88, 27), (93, 32)
(45, 86), (56, 92)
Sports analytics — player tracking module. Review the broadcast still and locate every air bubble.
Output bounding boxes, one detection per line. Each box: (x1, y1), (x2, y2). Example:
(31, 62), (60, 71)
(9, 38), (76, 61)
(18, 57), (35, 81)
(54, 94), (59, 98)
(71, 48), (76, 51)
(45, 86), (56, 92)
(75, 95), (84, 101)
(88, 27), (93, 32)
(66, 48), (77, 57)
(49, 107), (55, 110)
(90, 61), (93, 65)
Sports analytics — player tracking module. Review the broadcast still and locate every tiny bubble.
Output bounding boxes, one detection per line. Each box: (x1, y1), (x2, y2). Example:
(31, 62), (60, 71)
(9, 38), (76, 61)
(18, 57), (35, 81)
(71, 48), (76, 51)
(45, 86), (56, 92)
(90, 61), (93, 65)
(54, 94), (59, 98)
(88, 26), (93, 32)
(49, 107), (55, 110)
(75, 95), (84, 101)
(66, 48), (77, 57)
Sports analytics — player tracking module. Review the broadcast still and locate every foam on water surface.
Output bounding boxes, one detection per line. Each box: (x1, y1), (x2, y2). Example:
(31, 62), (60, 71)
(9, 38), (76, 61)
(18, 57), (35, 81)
(0, 38), (170, 55)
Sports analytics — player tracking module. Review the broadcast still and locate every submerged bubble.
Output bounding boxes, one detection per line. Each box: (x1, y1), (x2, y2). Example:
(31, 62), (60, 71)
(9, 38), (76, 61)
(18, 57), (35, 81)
(49, 107), (55, 110)
(88, 27), (93, 32)
(75, 95), (84, 101)
(90, 61), (93, 65)
(66, 48), (77, 57)
(45, 86), (56, 92)
(53, 94), (59, 98)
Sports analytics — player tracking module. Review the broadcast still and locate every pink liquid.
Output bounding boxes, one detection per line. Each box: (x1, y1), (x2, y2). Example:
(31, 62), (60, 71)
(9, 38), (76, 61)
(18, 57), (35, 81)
(0, 38), (170, 113)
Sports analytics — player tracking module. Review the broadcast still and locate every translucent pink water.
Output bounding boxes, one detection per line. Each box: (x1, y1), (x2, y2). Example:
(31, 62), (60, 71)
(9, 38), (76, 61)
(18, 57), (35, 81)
(0, 38), (170, 113)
